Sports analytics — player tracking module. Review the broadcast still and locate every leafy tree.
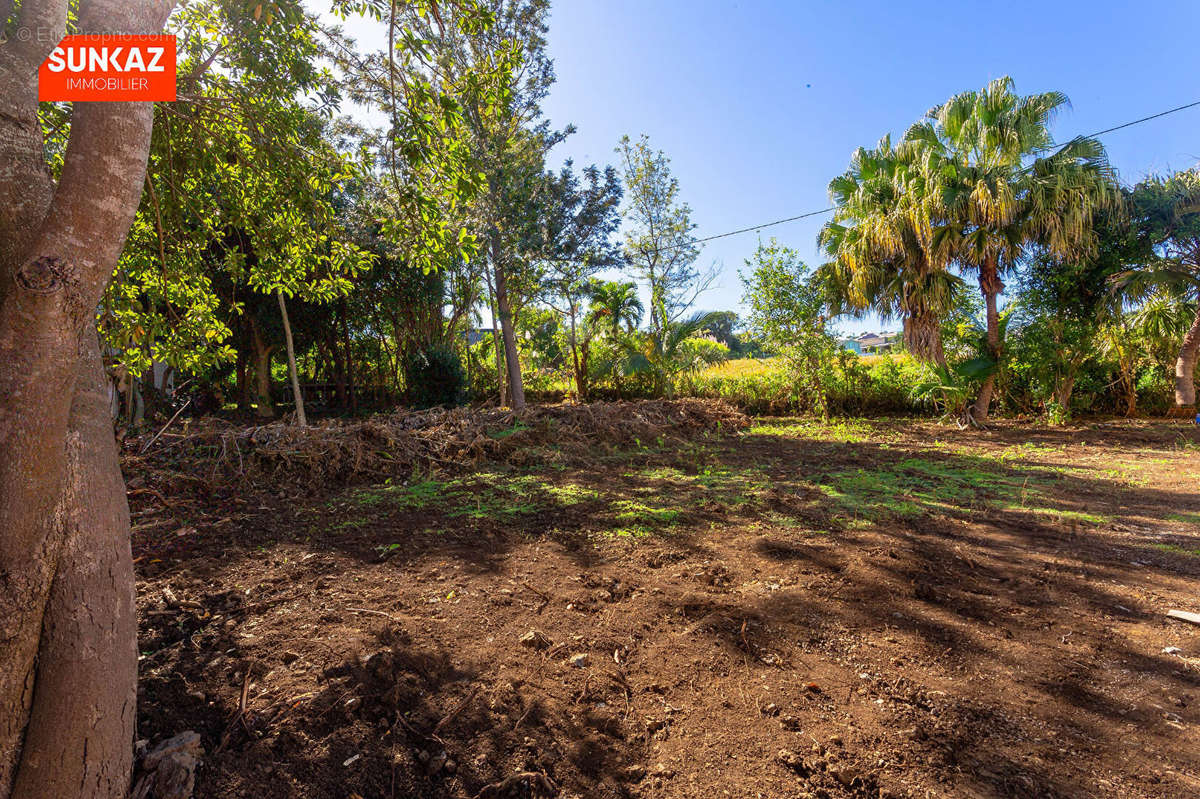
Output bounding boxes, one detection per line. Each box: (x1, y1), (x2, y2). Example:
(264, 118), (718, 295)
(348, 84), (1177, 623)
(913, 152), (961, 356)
(905, 77), (1120, 421)
(403, 343), (466, 408)
(699, 310), (746, 353)
(0, 3), (506, 795)
(586, 279), (643, 396)
(1116, 170), (1200, 407)
(1097, 313), (1145, 417)
(618, 134), (716, 394)
(0, 2), (179, 795)
(741, 239), (841, 415)
(408, 0), (560, 411)
(1008, 206), (1135, 421)
(537, 163), (623, 399)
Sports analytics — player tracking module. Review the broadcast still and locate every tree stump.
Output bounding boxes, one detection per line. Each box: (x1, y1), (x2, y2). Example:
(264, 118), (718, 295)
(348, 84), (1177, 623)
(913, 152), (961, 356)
(131, 732), (203, 799)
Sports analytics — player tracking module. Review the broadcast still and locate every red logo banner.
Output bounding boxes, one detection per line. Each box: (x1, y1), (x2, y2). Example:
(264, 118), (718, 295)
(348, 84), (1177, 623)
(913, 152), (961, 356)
(39, 35), (177, 102)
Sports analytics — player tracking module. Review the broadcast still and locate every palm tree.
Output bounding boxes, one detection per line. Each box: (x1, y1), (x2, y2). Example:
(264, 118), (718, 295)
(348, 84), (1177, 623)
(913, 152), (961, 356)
(904, 77), (1119, 421)
(586, 280), (643, 397)
(1115, 170), (1200, 407)
(1129, 287), (1199, 400)
(623, 311), (722, 398)
(819, 136), (961, 368)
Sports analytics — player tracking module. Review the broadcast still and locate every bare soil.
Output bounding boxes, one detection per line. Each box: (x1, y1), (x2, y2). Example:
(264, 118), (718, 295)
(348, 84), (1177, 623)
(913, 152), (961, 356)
(132, 408), (1200, 799)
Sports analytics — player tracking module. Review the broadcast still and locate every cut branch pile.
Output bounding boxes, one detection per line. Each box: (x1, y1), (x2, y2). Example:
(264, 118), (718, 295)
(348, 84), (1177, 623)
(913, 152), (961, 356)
(123, 399), (747, 505)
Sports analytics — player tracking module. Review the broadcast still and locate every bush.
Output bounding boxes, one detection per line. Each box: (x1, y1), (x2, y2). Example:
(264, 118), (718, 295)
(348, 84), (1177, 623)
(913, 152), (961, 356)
(680, 353), (942, 416)
(403, 344), (465, 409)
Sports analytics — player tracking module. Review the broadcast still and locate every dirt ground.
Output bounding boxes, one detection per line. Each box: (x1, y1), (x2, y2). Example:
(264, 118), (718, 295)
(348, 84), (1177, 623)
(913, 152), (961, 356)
(132, 410), (1200, 799)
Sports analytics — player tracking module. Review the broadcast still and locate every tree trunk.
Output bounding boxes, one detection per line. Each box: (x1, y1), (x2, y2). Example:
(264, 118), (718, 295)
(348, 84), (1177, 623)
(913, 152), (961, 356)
(612, 323), (625, 399)
(1174, 303), (1200, 408)
(250, 321), (274, 419)
(904, 311), (947, 369)
(1052, 374), (1076, 423)
(491, 232), (525, 411)
(1118, 357), (1138, 417)
(339, 298), (356, 413)
(277, 290), (307, 426)
(972, 261), (1004, 423)
(236, 343), (251, 412)
(0, 4), (168, 795)
(485, 273), (507, 407)
(568, 302), (587, 401)
(10, 333), (137, 799)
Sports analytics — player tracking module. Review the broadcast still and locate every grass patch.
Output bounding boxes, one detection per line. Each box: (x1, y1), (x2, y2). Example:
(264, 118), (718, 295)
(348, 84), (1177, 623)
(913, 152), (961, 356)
(748, 418), (874, 442)
(813, 455), (1071, 523)
(488, 421), (531, 439)
(613, 500), (681, 527)
(1153, 543), (1200, 557)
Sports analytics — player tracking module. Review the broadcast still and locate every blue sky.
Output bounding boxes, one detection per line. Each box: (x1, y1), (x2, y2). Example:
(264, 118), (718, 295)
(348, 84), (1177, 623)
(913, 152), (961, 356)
(323, 1), (1200, 335)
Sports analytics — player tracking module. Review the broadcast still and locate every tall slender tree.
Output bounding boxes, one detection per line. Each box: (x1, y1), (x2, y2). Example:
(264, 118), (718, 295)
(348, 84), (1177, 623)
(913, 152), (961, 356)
(409, 0), (560, 411)
(538, 162), (624, 399)
(618, 134), (716, 395)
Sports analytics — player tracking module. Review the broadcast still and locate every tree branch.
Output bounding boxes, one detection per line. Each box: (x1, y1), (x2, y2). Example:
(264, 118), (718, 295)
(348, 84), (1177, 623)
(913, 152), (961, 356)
(9, 0), (67, 68)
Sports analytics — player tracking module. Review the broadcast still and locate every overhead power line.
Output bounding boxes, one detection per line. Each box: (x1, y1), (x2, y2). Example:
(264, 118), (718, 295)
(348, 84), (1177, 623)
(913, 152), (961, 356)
(662, 97), (1200, 253)
(1086, 98), (1200, 138)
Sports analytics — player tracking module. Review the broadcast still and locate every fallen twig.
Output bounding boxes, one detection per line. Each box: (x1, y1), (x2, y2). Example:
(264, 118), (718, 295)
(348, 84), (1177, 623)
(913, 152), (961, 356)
(474, 770), (558, 799)
(140, 398), (192, 454)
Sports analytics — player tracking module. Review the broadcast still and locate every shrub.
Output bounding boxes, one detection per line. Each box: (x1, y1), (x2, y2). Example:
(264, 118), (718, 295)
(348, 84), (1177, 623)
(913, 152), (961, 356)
(403, 344), (465, 408)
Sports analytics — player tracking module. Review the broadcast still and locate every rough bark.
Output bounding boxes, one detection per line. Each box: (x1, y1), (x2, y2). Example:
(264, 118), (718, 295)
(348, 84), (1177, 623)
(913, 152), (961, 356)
(903, 311), (947, 369)
(491, 232), (524, 411)
(1174, 303), (1200, 408)
(1118, 360), (1138, 417)
(130, 732), (202, 799)
(0, 3), (167, 795)
(277, 290), (307, 426)
(568, 302), (588, 401)
(250, 320), (275, 418)
(0, 5), (176, 793)
(235, 343), (251, 412)
(11, 334), (137, 799)
(1052, 375), (1077, 422)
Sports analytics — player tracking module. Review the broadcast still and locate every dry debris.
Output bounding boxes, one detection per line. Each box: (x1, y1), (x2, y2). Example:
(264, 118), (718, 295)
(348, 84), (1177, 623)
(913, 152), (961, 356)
(123, 399), (746, 510)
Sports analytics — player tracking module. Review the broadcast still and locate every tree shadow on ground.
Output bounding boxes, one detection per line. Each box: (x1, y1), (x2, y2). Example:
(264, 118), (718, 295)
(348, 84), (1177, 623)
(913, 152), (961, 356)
(135, 419), (1200, 798)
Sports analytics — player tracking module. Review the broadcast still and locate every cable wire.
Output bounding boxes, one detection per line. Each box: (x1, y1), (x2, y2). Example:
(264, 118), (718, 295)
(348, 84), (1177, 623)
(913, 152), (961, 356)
(661, 97), (1200, 252)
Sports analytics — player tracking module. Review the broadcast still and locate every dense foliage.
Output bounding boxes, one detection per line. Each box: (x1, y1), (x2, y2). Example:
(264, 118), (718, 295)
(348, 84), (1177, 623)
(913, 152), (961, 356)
(88, 19), (1195, 428)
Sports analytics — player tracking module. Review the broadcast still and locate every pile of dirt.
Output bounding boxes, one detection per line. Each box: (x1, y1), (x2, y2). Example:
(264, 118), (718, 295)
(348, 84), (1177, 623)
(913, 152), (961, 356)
(123, 398), (747, 502)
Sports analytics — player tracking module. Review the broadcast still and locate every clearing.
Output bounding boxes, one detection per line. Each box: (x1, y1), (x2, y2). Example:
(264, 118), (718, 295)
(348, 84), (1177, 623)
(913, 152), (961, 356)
(133, 407), (1200, 798)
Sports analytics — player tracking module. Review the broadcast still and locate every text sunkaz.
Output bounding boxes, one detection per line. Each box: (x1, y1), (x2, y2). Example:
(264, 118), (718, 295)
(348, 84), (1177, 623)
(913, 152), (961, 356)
(45, 45), (168, 74)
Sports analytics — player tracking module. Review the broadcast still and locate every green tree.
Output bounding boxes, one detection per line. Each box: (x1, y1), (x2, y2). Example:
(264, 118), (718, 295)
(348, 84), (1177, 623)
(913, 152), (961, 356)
(409, 0), (559, 411)
(1009, 206), (1135, 421)
(905, 77), (1119, 421)
(538, 163), (623, 399)
(1116, 170), (1200, 407)
(617, 134), (716, 394)
(741, 239), (840, 415)
(586, 279), (643, 396)
(0, 3), (505, 795)
(819, 136), (961, 367)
